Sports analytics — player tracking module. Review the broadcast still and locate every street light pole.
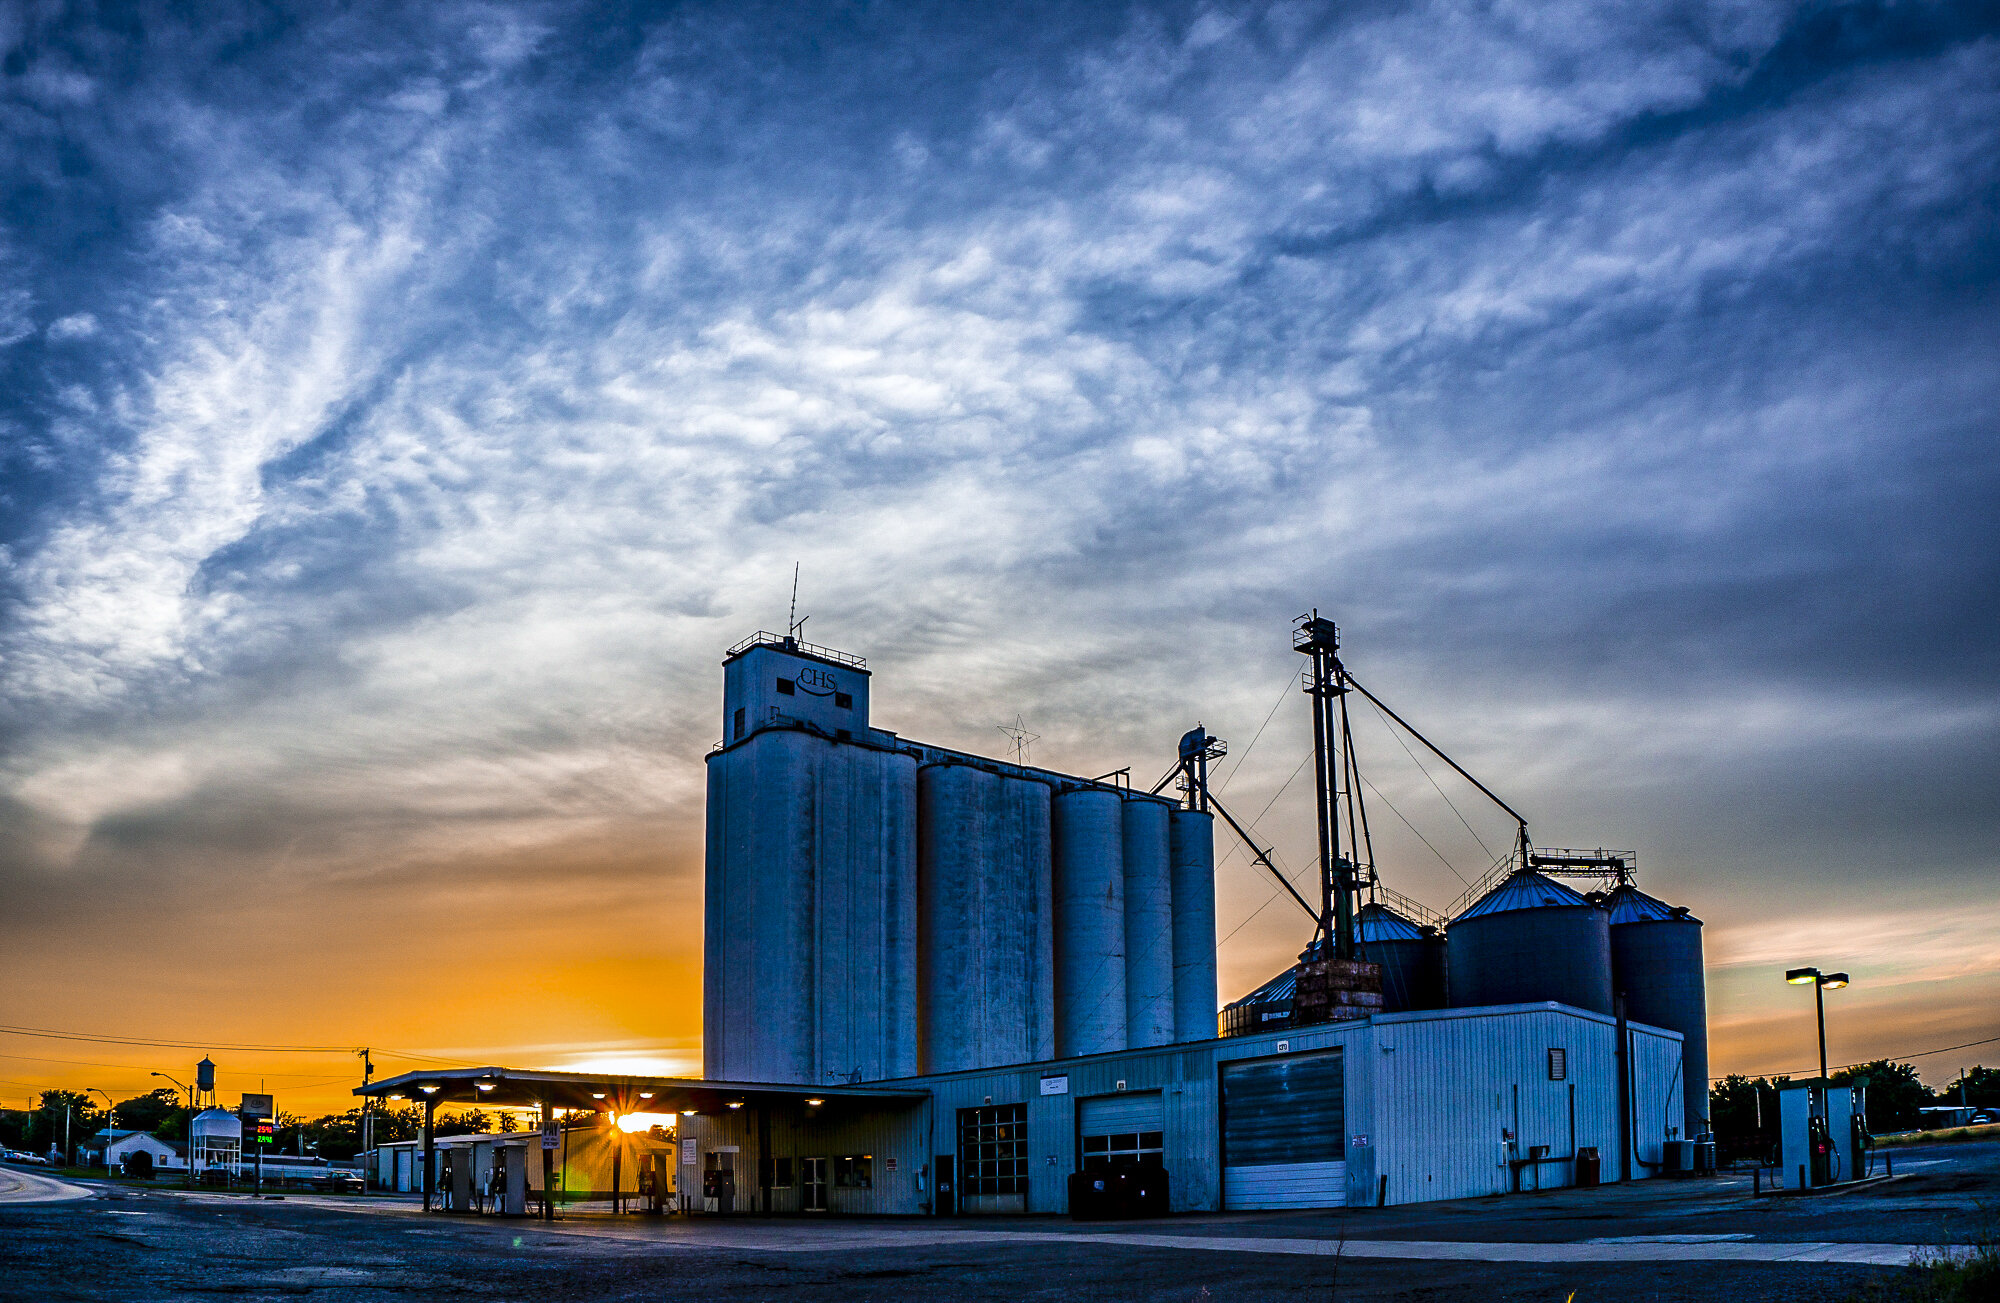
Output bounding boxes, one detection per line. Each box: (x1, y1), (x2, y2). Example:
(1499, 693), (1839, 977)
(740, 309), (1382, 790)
(1785, 967), (1850, 1082)
(153, 1071), (195, 1189)
(1814, 980), (1828, 1083)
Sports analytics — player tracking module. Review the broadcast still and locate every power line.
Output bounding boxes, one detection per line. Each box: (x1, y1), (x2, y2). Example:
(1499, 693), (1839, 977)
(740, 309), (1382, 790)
(1356, 770), (1471, 888)
(0, 1025), (478, 1068)
(1366, 697), (1495, 862)
(0, 1025), (360, 1054)
(1712, 1034), (2000, 1082)
(1215, 670), (1296, 795)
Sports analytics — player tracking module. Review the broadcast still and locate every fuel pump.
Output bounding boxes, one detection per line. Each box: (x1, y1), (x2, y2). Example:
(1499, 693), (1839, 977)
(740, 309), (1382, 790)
(1808, 1112), (1833, 1186)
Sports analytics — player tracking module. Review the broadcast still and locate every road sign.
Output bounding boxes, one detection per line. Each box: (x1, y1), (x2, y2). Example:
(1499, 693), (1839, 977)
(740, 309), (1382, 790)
(240, 1094), (274, 1120)
(541, 1119), (560, 1151)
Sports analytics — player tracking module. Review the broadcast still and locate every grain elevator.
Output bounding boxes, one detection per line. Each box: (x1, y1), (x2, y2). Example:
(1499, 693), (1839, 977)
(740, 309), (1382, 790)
(703, 632), (1218, 1086)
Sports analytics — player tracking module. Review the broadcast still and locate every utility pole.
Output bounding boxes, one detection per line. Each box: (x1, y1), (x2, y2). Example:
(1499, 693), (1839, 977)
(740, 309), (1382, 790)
(358, 1050), (375, 1191)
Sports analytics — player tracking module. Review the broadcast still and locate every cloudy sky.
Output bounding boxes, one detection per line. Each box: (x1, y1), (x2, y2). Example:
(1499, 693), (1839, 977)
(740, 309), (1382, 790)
(2, 0), (1995, 1113)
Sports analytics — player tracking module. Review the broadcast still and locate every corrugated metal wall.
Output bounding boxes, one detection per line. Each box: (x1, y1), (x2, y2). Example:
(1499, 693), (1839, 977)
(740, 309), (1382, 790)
(682, 1003), (1680, 1217)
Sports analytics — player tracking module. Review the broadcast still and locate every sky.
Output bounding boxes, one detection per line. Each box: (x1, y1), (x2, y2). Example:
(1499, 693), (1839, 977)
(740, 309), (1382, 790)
(1, 0), (1996, 1117)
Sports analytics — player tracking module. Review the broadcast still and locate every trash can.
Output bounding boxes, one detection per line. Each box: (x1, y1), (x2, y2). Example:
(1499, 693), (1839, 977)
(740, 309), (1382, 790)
(1575, 1147), (1600, 1188)
(1068, 1170), (1111, 1221)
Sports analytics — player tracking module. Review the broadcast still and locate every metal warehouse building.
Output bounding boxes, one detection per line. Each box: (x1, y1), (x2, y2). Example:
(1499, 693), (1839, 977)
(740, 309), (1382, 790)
(677, 1002), (1684, 1213)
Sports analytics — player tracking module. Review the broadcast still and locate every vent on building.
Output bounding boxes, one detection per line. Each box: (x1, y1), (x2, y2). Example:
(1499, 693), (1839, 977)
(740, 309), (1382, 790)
(1547, 1048), (1567, 1081)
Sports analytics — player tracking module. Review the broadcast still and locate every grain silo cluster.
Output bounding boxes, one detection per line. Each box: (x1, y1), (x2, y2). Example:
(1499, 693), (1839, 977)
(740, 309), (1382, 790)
(702, 632), (1218, 1087)
(366, 615), (1709, 1218)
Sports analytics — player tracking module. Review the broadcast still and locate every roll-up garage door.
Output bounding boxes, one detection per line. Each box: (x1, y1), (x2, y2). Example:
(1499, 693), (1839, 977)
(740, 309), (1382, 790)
(1079, 1092), (1165, 1170)
(1221, 1049), (1345, 1209)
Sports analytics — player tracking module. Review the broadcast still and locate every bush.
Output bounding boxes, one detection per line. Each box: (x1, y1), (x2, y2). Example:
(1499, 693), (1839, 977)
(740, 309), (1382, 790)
(121, 1151), (154, 1179)
(1849, 1214), (2000, 1302)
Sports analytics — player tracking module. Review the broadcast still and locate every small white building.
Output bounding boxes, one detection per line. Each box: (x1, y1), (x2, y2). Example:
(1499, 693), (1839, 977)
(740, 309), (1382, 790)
(105, 1132), (186, 1173)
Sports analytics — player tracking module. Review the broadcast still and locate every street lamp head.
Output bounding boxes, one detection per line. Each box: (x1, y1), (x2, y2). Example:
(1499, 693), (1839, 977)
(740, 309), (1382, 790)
(1822, 973), (1850, 989)
(1785, 967), (1821, 984)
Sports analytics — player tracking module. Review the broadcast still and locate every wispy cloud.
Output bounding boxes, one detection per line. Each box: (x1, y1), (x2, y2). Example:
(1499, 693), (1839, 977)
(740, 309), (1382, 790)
(0, 0), (1994, 1105)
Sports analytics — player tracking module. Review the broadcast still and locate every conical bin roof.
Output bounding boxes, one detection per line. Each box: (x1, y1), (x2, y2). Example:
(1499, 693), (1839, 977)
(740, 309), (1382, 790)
(1453, 869), (1596, 922)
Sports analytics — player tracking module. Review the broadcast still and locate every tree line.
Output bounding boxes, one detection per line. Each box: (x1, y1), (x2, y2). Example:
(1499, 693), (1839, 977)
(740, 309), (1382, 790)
(0, 1088), (536, 1163)
(1708, 1061), (1996, 1159)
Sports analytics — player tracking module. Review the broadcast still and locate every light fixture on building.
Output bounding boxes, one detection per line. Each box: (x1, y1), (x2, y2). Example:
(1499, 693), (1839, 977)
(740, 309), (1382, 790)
(476, 1080), (496, 1092)
(638, 1091), (654, 1099)
(418, 1085), (439, 1095)
(805, 1098), (823, 1107)
(592, 1092), (606, 1100)
(387, 1094), (404, 1101)
(727, 1101), (744, 1110)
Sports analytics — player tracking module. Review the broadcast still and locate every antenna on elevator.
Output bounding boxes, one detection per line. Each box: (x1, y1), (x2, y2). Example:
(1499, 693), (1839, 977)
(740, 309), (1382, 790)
(786, 563), (808, 646)
(998, 715), (1040, 765)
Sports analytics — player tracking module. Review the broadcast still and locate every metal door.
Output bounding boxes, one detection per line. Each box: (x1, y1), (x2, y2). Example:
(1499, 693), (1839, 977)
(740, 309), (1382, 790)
(1078, 1092), (1166, 1171)
(934, 1155), (954, 1215)
(802, 1156), (828, 1212)
(1221, 1049), (1346, 1209)
(394, 1149), (412, 1193)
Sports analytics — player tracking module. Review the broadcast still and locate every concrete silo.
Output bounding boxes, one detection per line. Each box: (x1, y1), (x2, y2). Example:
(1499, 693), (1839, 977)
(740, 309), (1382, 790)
(703, 639), (919, 1086)
(1052, 786), (1127, 1057)
(1446, 870), (1613, 1015)
(1605, 884), (1709, 1133)
(1121, 796), (1176, 1048)
(916, 764), (1056, 1073)
(1358, 901), (1447, 1013)
(1168, 808), (1218, 1043)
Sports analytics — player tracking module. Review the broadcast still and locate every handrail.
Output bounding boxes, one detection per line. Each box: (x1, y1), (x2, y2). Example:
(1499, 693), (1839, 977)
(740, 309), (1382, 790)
(723, 631), (867, 669)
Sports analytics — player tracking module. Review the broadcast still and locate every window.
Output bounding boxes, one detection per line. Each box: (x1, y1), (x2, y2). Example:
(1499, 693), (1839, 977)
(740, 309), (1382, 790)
(759, 1156), (794, 1189)
(1547, 1048), (1567, 1081)
(775, 678), (796, 695)
(833, 1155), (872, 1188)
(1080, 1131), (1164, 1172)
(958, 1103), (1028, 1196)
(733, 707), (745, 740)
(834, 692), (853, 709)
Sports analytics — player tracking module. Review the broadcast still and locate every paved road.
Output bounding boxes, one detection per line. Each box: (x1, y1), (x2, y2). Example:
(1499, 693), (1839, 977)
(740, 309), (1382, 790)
(0, 1165), (92, 1205)
(0, 1139), (1988, 1301)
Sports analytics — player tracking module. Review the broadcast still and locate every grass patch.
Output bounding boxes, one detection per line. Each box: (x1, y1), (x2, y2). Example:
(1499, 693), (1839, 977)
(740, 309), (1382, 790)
(1877, 1125), (2000, 1149)
(1850, 1211), (2000, 1302)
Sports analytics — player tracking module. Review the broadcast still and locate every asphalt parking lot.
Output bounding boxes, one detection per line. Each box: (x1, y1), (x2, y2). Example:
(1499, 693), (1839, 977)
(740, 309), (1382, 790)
(1, 1141), (1992, 1302)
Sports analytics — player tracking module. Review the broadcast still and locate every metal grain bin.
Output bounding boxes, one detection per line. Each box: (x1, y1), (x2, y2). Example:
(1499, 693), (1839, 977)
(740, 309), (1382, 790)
(1446, 870), (1612, 1015)
(1220, 958), (1299, 1037)
(1606, 884), (1709, 1134)
(1358, 901), (1447, 1013)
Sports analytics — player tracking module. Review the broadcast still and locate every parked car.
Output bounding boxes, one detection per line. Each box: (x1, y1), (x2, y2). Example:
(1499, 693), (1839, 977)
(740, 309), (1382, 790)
(1972, 1110), (1999, 1126)
(312, 1172), (364, 1194)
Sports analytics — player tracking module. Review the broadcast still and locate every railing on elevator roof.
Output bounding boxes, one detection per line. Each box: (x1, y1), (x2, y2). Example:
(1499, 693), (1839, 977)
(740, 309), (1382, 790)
(724, 631), (868, 670)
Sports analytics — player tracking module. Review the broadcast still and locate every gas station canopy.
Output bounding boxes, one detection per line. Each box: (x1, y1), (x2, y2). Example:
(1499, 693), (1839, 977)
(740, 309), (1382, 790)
(355, 1067), (925, 1114)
